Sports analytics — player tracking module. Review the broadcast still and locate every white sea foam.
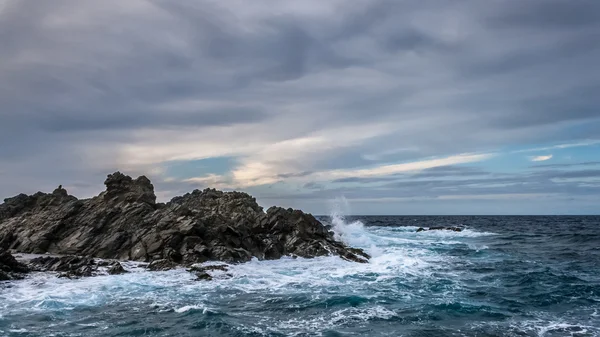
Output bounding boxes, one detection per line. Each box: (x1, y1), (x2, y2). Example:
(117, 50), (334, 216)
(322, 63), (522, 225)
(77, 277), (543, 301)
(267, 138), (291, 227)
(174, 305), (207, 313)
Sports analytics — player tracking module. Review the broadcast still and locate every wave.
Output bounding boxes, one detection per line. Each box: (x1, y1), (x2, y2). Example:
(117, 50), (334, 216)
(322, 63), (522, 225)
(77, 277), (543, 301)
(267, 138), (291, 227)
(2, 210), (598, 336)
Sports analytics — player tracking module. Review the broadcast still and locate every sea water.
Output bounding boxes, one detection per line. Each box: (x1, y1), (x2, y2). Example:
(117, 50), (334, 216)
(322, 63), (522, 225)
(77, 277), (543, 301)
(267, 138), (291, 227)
(1, 215), (599, 336)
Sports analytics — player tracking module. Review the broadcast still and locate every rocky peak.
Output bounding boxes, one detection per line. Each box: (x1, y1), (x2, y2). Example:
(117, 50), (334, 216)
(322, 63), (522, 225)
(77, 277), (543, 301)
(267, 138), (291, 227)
(52, 185), (69, 198)
(170, 188), (263, 215)
(103, 172), (156, 205)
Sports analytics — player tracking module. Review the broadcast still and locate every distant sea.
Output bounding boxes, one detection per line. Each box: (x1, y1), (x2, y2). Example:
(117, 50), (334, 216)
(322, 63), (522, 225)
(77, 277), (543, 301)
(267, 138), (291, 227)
(1, 216), (599, 336)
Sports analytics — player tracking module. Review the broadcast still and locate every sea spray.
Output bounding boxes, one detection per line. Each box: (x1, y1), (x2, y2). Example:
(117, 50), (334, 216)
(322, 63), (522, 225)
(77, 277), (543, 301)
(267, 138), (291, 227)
(328, 196), (383, 257)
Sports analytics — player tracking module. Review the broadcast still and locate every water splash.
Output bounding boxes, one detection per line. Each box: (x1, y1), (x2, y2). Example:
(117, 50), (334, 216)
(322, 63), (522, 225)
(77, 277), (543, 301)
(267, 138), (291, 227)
(328, 197), (382, 256)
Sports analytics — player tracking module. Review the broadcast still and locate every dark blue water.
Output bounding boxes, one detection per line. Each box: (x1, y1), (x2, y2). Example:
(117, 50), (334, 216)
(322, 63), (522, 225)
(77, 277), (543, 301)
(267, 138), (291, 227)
(1, 216), (599, 336)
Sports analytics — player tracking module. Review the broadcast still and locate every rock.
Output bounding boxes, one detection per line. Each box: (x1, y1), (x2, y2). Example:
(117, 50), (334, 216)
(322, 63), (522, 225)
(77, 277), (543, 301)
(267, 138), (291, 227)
(147, 259), (178, 271)
(58, 266), (95, 279)
(188, 264), (229, 273)
(103, 172), (156, 205)
(0, 249), (30, 280)
(0, 172), (369, 270)
(29, 255), (98, 279)
(188, 264), (229, 281)
(195, 272), (212, 281)
(107, 262), (127, 275)
(416, 227), (425, 232)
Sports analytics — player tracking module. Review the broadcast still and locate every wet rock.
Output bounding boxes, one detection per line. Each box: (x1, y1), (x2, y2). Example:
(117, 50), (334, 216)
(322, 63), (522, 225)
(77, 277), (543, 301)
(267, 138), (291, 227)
(188, 264), (230, 281)
(188, 264), (229, 273)
(147, 259), (178, 271)
(29, 255), (99, 279)
(416, 227), (426, 232)
(0, 249), (29, 280)
(58, 266), (95, 279)
(107, 262), (127, 275)
(0, 172), (370, 269)
(195, 271), (212, 281)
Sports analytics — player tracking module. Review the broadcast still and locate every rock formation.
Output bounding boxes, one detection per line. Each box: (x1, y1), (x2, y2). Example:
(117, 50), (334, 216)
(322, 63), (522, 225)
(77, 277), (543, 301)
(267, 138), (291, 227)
(25, 255), (127, 278)
(0, 249), (30, 280)
(0, 172), (369, 271)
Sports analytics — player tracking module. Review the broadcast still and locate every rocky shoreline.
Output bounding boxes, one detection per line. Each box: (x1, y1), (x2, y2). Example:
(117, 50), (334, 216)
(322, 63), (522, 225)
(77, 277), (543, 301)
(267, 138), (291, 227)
(0, 172), (369, 281)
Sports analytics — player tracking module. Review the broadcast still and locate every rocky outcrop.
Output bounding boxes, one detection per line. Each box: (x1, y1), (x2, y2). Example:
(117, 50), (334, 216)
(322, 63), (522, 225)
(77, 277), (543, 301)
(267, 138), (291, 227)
(188, 264), (230, 281)
(0, 249), (30, 280)
(29, 255), (98, 278)
(0, 172), (369, 270)
(27, 255), (127, 278)
(416, 226), (463, 232)
(107, 262), (127, 275)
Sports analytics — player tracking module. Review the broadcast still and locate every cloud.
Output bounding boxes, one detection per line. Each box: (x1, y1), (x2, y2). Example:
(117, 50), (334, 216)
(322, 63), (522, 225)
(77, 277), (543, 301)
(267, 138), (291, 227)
(530, 155), (553, 162)
(515, 140), (600, 153)
(0, 0), (599, 214)
(531, 161), (600, 169)
(320, 153), (494, 180)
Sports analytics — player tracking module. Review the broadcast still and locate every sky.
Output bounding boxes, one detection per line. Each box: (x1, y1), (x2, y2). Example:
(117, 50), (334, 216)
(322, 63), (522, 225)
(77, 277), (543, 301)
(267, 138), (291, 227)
(0, 0), (599, 215)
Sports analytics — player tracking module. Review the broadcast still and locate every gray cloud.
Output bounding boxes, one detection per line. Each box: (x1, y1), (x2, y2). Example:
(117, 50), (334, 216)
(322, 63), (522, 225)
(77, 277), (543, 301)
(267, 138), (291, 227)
(267, 169), (600, 202)
(548, 169), (600, 179)
(0, 0), (599, 213)
(531, 161), (600, 169)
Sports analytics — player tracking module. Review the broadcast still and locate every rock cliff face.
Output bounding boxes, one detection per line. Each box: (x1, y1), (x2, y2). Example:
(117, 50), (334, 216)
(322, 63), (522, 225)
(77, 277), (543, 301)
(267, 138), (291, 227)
(0, 172), (369, 267)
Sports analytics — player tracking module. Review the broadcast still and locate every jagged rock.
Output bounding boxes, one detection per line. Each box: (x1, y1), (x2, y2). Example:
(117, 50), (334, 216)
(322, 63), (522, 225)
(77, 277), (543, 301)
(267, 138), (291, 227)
(147, 259), (178, 271)
(0, 172), (369, 270)
(0, 249), (30, 280)
(29, 255), (98, 278)
(107, 262), (127, 275)
(188, 264), (229, 273)
(195, 272), (212, 281)
(189, 265), (230, 281)
(28, 255), (128, 278)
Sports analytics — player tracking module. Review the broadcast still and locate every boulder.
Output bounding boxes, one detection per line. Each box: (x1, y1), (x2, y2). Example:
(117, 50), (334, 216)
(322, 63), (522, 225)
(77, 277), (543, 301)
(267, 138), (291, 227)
(195, 271), (212, 281)
(107, 262), (128, 275)
(147, 259), (178, 271)
(0, 249), (29, 280)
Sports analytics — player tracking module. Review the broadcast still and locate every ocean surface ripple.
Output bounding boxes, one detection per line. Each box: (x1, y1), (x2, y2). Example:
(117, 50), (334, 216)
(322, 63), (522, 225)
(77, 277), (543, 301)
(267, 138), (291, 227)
(1, 215), (599, 336)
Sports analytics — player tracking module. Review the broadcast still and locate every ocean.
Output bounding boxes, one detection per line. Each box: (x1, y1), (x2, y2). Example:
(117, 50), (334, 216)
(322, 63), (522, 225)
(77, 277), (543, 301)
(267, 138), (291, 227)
(1, 215), (599, 336)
